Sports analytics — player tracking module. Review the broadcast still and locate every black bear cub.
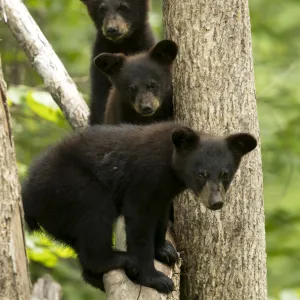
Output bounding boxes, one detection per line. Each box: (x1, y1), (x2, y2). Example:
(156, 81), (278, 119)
(22, 122), (257, 294)
(94, 40), (178, 125)
(80, 0), (155, 124)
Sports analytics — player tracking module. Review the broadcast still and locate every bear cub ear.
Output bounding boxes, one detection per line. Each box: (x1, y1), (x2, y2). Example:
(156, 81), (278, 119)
(94, 53), (126, 76)
(171, 127), (199, 152)
(149, 40), (178, 66)
(226, 133), (257, 157)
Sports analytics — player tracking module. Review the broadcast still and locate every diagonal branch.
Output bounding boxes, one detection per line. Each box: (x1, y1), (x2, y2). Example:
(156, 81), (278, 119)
(1, 0), (89, 129)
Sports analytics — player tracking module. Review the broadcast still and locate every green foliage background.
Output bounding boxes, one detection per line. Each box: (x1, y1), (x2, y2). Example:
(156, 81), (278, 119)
(1, 0), (300, 299)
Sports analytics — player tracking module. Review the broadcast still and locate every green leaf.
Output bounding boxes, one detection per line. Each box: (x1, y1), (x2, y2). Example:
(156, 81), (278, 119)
(25, 91), (66, 127)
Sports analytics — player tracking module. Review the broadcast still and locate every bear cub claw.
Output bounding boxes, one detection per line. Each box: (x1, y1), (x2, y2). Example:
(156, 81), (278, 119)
(155, 240), (179, 267)
(124, 256), (140, 279)
(135, 270), (175, 294)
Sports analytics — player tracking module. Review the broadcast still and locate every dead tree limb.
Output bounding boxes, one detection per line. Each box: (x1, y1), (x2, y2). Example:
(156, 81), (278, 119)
(0, 0), (89, 129)
(31, 275), (62, 300)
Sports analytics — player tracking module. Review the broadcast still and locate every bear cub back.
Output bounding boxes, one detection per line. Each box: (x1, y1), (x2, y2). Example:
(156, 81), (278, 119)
(94, 40), (178, 125)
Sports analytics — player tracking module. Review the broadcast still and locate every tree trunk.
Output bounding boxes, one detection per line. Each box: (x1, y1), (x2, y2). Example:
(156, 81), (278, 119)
(0, 56), (62, 300)
(163, 1), (267, 300)
(0, 56), (31, 300)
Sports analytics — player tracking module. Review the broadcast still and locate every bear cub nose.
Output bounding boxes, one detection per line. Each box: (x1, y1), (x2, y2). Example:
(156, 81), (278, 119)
(141, 106), (154, 116)
(210, 201), (224, 210)
(106, 27), (120, 36)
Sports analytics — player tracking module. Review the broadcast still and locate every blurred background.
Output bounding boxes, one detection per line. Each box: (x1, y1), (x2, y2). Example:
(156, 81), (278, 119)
(1, 0), (300, 299)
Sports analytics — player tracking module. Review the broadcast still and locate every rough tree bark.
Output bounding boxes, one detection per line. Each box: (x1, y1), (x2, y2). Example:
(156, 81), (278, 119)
(163, 1), (267, 300)
(31, 275), (61, 300)
(0, 57), (31, 300)
(0, 1), (179, 299)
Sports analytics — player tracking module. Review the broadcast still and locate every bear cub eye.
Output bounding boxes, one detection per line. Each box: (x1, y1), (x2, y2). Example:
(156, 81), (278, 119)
(98, 3), (107, 11)
(118, 2), (129, 11)
(148, 80), (157, 90)
(128, 85), (137, 94)
(197, 170), (207, 180)
(219, 169), (229, 180)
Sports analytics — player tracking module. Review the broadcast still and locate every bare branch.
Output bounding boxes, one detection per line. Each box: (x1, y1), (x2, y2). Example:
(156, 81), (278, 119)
(1, 0), (89, 129)
(31, 275), (62, 300)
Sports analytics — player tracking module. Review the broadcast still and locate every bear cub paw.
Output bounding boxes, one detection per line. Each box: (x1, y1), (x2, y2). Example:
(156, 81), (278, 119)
(82, 255), (139, 292)
(155, 240), (179, 267)
(135, 270), (174, 294)
(124, 255), (140, 279)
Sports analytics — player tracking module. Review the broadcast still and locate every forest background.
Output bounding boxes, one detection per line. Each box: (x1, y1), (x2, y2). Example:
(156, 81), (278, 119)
(1, 0), (300, 299)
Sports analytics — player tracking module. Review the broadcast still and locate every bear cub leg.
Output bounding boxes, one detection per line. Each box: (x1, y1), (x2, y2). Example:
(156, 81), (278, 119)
(125, 214), (175, 294)
(81, 249), (139, 291)
(74, 211), (139, 291)
(154, 208), (179, 267)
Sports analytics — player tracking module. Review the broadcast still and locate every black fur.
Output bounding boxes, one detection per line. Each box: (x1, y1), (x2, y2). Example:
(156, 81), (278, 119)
(94, 40), (178, 125)
(81, 0), (155, 124)
(94, 39), (177, 233)
(22, 122), (257, 293)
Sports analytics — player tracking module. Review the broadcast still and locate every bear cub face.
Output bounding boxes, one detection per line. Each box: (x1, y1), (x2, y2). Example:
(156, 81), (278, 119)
(171, 127), (257, 210)
(94, 40), (178, 116)
(81, 0), (149, 42)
